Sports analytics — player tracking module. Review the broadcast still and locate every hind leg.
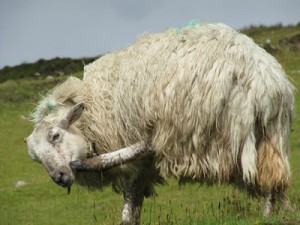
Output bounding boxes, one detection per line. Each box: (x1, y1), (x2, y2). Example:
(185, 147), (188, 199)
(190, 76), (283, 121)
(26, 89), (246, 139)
(277, 191), (294, 212)
(258, 138), (291, 215)
(263, 191), (276, 216)
(264, 190), (293, 216)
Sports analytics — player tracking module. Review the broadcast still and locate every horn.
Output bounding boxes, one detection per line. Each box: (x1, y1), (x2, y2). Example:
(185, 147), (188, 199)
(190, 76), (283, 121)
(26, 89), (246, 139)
(70, 141), (152, 171)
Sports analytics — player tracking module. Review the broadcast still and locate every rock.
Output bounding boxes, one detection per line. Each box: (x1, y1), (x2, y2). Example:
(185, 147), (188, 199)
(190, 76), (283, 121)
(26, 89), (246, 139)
(46, 75), (54, 80)
(15, 180), (30, 188)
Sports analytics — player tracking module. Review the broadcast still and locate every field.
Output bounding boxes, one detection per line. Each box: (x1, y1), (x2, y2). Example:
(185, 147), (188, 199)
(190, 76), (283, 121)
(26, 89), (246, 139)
(0, 24), (300, 224)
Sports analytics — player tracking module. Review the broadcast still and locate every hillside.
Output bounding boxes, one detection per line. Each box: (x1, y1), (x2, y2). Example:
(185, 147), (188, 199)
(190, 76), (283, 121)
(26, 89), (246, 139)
(0, 56), (99, 83)
(241, 23), (300, 72)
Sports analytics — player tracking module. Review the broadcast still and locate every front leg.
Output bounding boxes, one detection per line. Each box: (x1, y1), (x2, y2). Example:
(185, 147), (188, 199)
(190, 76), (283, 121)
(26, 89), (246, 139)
(121, 200), (132, 225)
(121, 180), (145, 225)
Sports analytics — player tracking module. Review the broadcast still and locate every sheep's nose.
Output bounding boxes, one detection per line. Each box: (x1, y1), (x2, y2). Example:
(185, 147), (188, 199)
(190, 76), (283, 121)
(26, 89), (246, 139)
(51, 170), (74, 187)
(53, 171), (66, 183)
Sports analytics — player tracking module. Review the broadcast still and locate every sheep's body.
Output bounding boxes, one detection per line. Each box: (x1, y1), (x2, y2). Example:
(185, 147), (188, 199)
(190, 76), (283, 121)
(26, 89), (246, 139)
(81, 23), (294, 186)
(32, 23), (294, 223)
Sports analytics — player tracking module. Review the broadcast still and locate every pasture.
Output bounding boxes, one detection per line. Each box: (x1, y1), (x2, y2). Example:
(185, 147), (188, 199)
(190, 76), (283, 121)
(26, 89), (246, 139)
(0, 24), (300, 224)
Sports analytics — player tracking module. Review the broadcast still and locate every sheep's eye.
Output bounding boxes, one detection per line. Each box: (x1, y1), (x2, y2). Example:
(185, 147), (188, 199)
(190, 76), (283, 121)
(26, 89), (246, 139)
(52, 133), (60, 141)
(47, 128), (62, 143)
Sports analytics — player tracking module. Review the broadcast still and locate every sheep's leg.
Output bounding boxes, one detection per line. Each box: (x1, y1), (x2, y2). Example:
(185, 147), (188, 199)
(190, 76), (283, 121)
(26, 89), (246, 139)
(263, 191), (276, 216)
(121, 180), (145, 225)
(264, 190), (294, 216)
(70, 141), (153, 171)
(277, 192), (294, 212)
(264, 192), (272, 216)
(121, 194), (143, 225)
(121, 200), (132, 225)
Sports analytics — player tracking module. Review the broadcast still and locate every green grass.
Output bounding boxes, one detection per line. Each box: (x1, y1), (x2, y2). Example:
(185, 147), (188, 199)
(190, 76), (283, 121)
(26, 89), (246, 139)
(0, 25), (300, 225)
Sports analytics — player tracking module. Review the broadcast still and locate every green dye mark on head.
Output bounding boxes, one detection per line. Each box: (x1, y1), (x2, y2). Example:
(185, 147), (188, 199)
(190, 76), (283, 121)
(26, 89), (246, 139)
(47, 102), (55, 110)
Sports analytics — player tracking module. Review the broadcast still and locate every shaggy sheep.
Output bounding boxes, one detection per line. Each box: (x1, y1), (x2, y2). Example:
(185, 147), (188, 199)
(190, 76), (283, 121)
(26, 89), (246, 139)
(26, 23), (295, 224)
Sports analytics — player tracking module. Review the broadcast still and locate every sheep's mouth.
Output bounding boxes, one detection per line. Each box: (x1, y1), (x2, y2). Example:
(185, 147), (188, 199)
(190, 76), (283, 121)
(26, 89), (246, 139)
(51, 173), (74, 187)
(52, 174), (73, 195)
(49, 166), (75, 189)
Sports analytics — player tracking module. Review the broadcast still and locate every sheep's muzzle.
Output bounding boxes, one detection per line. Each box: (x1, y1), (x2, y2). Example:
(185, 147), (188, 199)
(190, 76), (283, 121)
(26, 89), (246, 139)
(49, 166), (75, 188)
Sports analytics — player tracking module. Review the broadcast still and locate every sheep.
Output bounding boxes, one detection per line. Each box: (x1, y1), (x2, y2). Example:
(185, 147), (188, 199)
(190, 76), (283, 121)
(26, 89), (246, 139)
(26, 23), (295, 224)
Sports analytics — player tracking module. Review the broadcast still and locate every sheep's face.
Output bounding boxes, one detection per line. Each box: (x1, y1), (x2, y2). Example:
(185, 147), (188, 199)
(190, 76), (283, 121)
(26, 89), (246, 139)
(26, 103), (89, 188)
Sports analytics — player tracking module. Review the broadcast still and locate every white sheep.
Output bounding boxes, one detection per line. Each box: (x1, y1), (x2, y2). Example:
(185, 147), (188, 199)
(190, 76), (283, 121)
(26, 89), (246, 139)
(26, 23), (295, 224)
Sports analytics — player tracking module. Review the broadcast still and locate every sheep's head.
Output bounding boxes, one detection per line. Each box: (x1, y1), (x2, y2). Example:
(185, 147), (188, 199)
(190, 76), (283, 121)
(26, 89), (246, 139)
(26, 103), (89, 188)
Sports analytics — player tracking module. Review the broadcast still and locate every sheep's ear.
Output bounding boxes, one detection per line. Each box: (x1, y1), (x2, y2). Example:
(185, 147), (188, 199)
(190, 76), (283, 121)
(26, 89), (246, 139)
(59, 102), (85, 129)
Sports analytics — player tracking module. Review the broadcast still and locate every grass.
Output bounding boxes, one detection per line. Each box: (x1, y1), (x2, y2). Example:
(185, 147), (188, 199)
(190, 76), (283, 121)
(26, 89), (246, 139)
(0, 24), (300, 224)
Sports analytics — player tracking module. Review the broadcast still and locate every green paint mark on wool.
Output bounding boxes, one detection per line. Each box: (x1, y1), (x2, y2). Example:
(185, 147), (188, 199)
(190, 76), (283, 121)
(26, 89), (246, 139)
(47, 102), (55, 110)
(176, 20), (201, 33)
(187, 20), (199, 28)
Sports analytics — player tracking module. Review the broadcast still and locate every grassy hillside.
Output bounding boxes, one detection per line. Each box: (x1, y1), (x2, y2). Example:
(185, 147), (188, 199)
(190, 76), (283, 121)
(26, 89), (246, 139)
(0, 56), (98, 83)
(0, 24), (299, 225)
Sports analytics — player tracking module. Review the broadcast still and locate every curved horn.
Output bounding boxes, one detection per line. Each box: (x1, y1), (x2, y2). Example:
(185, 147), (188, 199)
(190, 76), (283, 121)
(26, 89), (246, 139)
(70, 141), (153, 171)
